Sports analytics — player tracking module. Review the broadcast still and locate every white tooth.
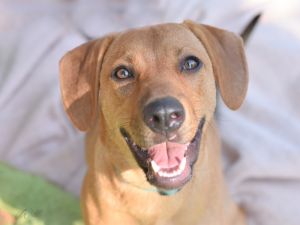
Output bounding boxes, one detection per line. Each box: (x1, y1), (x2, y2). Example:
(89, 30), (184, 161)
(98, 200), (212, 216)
(159, 171), (165, 177)
(178, 169), (182, 175)
(169, 135), (176, 140)
(172, 171), (177, 177)
(176, 169), (181, 176)
(163, 172), (168, 177)
(177, 168), (182, 175)
(151, 160), (161, 173)
(185, 143), (190, 150)
(179, 167), (184, 174)
(179, 157), (186, 173)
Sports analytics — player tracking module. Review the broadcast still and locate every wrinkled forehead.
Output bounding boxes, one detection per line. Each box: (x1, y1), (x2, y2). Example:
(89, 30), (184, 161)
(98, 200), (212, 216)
(105, 23), (208, 62)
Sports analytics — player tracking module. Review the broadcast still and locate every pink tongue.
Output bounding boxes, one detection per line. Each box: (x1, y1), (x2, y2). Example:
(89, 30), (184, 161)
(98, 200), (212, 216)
(148, 142), (187, 169)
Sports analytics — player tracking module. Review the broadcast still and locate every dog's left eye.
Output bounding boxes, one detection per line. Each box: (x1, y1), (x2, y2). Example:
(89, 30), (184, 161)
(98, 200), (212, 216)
(181, 56), (203, 72)
(112, 66), (133, 80)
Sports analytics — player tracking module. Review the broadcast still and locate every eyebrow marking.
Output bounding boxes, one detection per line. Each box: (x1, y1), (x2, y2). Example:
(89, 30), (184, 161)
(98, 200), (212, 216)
(177, 46), (200, 57)
(111, 53), (136, 68)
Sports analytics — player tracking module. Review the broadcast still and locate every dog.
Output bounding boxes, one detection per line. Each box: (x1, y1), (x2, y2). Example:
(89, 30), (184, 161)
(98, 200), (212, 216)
(60, 17), (259, 225)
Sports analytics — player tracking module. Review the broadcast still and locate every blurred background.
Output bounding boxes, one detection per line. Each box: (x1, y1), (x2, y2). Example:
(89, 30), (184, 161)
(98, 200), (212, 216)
(0, 0), (300, 224)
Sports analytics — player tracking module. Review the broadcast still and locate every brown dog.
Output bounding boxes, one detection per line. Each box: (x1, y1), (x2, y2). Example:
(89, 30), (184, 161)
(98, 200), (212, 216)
(60, 20), (250, 225)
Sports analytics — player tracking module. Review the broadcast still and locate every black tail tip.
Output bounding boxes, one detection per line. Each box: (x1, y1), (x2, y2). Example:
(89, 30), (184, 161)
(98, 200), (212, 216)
(241, 13), (262, 43)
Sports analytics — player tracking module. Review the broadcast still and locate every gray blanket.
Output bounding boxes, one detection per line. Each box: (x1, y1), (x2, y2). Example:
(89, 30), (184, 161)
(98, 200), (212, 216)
(1, 0), (300, 224)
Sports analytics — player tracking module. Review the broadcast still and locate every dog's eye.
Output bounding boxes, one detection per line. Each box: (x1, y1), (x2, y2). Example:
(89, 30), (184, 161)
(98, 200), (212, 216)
(181, 56), (202, 72)
(112, 67), (133, 80)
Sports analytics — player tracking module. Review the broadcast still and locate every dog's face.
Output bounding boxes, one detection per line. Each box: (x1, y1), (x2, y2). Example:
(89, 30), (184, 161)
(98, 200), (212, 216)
(99, 24), (215, 190)
(60, 21), (248, 192)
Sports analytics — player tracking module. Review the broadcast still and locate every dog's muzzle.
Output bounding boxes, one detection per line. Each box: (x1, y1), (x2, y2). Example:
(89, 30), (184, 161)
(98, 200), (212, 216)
(120, 96), (205, 193)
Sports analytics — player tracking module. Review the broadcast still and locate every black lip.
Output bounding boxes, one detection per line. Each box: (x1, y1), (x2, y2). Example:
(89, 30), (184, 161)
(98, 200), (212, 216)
(120, 128), (150, 173)
(120, 117), (205, 192)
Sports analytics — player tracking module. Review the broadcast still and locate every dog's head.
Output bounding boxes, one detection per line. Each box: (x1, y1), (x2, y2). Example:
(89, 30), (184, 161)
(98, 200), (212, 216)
(60, 21), (248, 193)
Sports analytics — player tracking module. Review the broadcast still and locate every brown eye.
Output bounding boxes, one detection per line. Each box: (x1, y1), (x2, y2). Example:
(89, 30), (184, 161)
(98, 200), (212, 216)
(112, 66), (133, 80)
(181, 56), (202, 72)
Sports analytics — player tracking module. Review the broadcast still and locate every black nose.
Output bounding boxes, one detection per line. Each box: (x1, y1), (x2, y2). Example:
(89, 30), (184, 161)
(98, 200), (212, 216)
(143, 97), (185, 134)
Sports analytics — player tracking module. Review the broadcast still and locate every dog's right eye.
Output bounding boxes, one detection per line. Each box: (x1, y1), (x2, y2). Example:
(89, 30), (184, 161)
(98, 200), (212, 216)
(112, 66), (133, 80)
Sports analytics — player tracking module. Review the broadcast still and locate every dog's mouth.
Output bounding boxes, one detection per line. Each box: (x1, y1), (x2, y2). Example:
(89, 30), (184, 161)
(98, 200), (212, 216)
(120, 118), (205, 193)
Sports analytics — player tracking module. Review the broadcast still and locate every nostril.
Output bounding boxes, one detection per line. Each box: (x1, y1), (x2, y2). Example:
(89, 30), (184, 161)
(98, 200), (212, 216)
(153, 115), (161, 124)
(170, 112), (181, 120)
(148, 115), (161, 126)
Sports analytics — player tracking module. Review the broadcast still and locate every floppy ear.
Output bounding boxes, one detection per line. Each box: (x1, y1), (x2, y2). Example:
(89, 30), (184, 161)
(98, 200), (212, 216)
(59, 36), (114, 131)
(183, 20), (249, 110)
